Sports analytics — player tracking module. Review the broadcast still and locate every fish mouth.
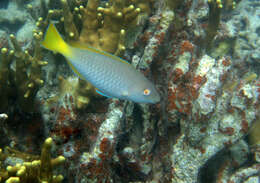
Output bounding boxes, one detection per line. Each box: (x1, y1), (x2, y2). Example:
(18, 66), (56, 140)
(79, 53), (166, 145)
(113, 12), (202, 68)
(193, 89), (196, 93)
(151, 94), (161, 104)
(155, 96), (161, 103)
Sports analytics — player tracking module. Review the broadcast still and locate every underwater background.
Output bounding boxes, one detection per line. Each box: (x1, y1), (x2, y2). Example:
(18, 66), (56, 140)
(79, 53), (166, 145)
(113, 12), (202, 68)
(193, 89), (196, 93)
(0, 0), (259, 182)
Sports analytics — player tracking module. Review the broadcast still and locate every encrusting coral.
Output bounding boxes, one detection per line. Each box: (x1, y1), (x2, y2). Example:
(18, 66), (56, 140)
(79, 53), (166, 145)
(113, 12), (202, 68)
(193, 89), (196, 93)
(0, 138), (65, 183)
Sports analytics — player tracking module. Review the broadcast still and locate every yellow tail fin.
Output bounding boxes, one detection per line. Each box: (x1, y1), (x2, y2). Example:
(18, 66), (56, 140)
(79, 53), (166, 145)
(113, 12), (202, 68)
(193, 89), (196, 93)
(41, 23), (71, 57)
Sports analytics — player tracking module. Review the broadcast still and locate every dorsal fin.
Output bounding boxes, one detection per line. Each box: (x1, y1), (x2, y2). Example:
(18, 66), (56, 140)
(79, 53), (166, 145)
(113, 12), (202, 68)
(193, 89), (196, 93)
(69, 41), (130, 65)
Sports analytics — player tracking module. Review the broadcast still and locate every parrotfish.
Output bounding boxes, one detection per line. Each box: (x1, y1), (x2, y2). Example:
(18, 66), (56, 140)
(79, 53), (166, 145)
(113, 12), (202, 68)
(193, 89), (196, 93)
(41, 23), (160, 103)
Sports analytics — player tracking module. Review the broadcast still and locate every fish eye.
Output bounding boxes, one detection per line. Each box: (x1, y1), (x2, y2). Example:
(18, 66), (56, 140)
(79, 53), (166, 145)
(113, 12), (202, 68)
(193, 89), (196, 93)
(143, 89), (151, 96)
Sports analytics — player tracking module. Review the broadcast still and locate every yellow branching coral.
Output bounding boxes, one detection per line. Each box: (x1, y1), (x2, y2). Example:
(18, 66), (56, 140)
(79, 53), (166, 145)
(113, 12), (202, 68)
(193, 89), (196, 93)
(204, 0), (222, 50)
(0, 48), (14, 111)
(205, 0), (237, 52)
(96, 4), (135, 54)
(60, 0), (79, 41)
(60, 0), (151, 55)
(0, 33), (47, 112)
(0, 138), (65, 183)
(11, 34), (47, 110)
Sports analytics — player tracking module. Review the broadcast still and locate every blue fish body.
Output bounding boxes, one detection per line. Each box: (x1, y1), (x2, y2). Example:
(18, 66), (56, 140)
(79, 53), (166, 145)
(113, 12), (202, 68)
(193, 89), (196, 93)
(42, 24), (160, 103)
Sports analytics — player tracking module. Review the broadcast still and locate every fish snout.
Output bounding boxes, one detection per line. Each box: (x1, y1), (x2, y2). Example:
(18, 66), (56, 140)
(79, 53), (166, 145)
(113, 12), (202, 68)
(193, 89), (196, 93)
(152, 92), (161, 103)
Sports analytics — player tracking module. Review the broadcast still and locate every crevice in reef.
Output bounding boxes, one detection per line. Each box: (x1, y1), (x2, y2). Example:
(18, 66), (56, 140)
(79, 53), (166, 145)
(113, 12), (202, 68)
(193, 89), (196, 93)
(198, 149), (228, 183)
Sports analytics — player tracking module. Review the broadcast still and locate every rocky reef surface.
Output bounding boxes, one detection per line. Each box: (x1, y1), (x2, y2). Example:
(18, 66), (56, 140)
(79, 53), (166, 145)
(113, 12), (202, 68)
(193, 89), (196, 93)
(0, 0), (259, 183)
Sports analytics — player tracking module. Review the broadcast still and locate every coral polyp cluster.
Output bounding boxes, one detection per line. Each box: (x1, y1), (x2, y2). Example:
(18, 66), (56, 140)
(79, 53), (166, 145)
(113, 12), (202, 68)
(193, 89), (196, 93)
(0, 34), (47, 112)
(37, 0), (152, 55)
